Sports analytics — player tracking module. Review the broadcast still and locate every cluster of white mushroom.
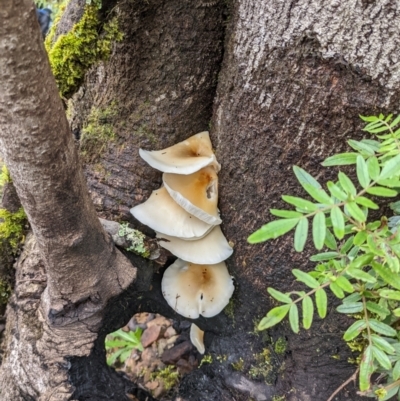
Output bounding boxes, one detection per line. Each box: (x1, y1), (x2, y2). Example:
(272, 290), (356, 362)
(130, 132), (234, 354)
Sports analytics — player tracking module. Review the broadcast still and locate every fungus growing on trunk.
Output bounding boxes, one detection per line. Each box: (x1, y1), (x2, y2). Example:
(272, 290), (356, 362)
(163, 166), (222, 225)
(130, 187), (213, 240)
(156, 226), (233, 264)
(161, 259), (234, 319)
(139, 132), (220, 174)
(190, 323), (205, 354)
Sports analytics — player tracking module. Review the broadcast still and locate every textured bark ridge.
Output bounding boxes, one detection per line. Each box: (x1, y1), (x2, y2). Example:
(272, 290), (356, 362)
(203, 1), (400, 400)
(68, 0), (226, 224)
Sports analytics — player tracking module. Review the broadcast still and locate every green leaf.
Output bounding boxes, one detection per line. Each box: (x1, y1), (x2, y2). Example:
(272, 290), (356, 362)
(360, 115), (379, 122)
(379, 154), (400, 180)
(315, 289), (327, 318)
(355, 196), (379, 210)
(302, 184), (333, 206)
(372, 262), (400, 290)
(322, 153), (358, 167)
(353, 231), (367, 246)
(336, 302), (363, 314)
(377, 178), (400, 187)
(356, 155), (370, 188)
(347, 268), (376, 283)
(389, 114), (400, 127)
(289, 303), (299, 333)
(107, 348), (125, 366)
(258, 305), (290, 330)
(343, 319), (366, 341)
(371, 335), (395, 354)
(348, 140), (376, 156)
(248, 218), (299, 243)
(346, 202), (366, 222)
(331, 206), (345, 239)
(293, 166), (321, 189)
(302, 295), (314, 329)
(310, 252), (340, 261)
(312, 212), (326, 250)
(369, 319), (397, 337)
(294, 218), (308, 252)
(343, 293), (361, 303)
(120, 349), (132, 363)
(335, 276), (354, 293)
(330, 282), (345, 298)
(379, 289), (400, 300)
(267, 287), (292, 304)
(349, 253), (374, 269)
(340, 235), (354, 254)
(366, 186), (398, 197)
(270, 209), (304, 218)
(393, 360), (400, 380)
(324, 228), (337, 250)
(281, 195), (318, 211)
(372, 345), (391, 370)
(366, 301), (390, 317)
(292, 269), (319, 289)
(338, 172), (356, 196)
(367, 156), (380, 180)
(327, 181), (348, 201)
(359, 345), (373, 391)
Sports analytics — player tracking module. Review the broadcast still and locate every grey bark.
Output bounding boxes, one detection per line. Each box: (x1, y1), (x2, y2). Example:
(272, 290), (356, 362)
(0, 1), (135, 399)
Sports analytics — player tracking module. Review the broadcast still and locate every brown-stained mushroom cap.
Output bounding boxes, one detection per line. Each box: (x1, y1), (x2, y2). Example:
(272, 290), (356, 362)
(161, 259), (234, 319)
(163, 166), (222, 225)
(130, 186), (213, 239)
(156, 225), (233, 264)
(139, 132), (220, 175)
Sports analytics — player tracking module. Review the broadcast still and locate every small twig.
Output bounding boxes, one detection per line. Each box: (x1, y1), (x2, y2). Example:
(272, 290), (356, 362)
(326, 368), (359, 401)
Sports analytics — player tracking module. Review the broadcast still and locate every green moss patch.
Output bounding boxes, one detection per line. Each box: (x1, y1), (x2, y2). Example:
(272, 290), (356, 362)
(46, 0), (123, 98)
(80, 102), (118, 162)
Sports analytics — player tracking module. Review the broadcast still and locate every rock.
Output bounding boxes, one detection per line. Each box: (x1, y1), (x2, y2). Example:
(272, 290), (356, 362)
(157, 338), (168, 356)
(164, 326), (177, 339)
(178, 320), (191, 331)
(166, 335), (179, 347)
(145, 381), (159, 390)
(146, 315), (172, 331)
(136, 312), (155, 325)
(128, 317), (147, 331)
(152, 381), (165, 399)
(141, 325), (162, 348)
(161, 341), (193, 364)
(176, 358), (193, 375)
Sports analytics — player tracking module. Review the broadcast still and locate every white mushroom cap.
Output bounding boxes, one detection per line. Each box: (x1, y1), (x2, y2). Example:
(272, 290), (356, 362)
(156, 225), (233, 264)
(163, 166), (222, 225)
(130, 187), (213, 239)
(139, 132), (221, 174)
(161, 258), (234, 319)
(190, 324), (205, 354)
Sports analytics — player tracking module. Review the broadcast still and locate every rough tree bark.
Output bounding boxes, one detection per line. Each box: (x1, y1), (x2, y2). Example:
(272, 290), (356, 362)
(0, 1), (136, 399)
(1, 0), (400, 400)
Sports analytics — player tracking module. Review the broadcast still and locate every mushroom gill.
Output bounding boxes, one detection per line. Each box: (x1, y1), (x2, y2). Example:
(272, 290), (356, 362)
(139, 132), (220, 175)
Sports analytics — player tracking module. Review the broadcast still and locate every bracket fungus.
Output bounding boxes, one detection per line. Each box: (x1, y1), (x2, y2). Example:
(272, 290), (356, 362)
(156, 226), (233, 265)
(163, 166), (222, 225)
(139, 132), (220, 174)
(130, 187), (213, 240)
(161, 259), (234, 319)
(131, 132), (235, 354)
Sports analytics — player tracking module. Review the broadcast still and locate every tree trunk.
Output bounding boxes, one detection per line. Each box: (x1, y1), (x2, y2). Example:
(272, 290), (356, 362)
(0, 1), (135, 399)
(1, 0), (400, 400)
